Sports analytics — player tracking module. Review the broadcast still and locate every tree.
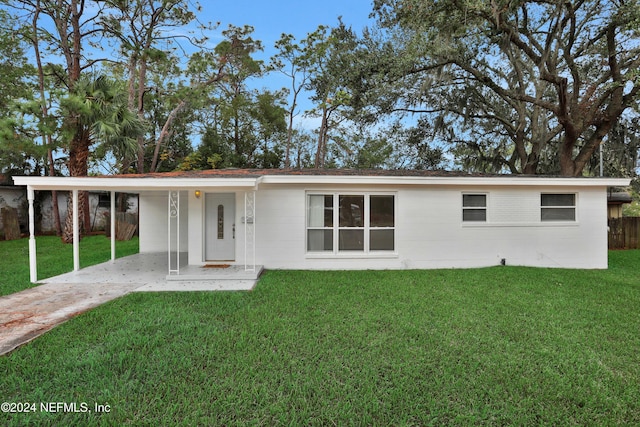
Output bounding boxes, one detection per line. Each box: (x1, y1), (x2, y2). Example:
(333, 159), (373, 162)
(192, 25), (286, 169)
(0, 8), (41, 178)
(100, 0), (212, 173)
(28, 0), (63, 234)
(4, 0), (112, 241)
(304, 22), (360, 168)
(367, 0), (640, 176)
(58, 74), (142, 242)
(270, 29), (328, 168)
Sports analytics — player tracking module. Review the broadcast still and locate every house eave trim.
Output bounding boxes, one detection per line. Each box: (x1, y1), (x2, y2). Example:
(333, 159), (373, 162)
(11, 176), (259, 191)
(12, 174), (631, 191)
(258, 175), (631, 187)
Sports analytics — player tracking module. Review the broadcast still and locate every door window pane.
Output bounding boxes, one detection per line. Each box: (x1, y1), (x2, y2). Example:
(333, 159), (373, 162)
(217, 205), (224, 239)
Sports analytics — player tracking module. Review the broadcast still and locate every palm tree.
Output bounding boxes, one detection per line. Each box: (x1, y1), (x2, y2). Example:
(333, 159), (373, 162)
(61, 74), (144, 243)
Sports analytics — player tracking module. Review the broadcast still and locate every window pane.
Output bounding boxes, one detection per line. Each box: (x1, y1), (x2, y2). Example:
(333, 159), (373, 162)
(541, 208), (575, 221)
(463, 209), (486, 221)
(308, 195), (333, 227)
(339, 229), (364, 251)
(370, 229), (394, 251)
(463, 194), (486, 208)
(541, 194), (575, 207)
(370, 195), (394, 227)
(217, 205), (224, 239)
(339, 196), (364, 227)
(308, 229), (333, 251)
(323, 195), (333, 227)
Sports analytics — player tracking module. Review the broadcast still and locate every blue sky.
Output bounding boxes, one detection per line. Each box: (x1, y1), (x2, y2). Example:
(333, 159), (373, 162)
(207, 0), (375, 54)
(198, 0), (377, 127)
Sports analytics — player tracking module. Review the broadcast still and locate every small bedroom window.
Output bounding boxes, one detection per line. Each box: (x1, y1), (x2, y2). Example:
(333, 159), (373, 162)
(541, 194), (576, 221)
(462, 194), (487, 222)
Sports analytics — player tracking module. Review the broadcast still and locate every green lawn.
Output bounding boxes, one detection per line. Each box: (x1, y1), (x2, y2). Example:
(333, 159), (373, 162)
(1, 240), (639, 425)
(0, 235), (139, 296)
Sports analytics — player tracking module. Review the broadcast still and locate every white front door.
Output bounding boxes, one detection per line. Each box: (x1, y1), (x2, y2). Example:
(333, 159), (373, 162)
(205, 193), (236, 261)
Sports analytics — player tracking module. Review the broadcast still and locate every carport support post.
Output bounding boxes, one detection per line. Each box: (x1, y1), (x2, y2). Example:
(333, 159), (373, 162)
(73, 189), (80, 271)
(27, 186), (37, 283)
(110, 191), (116, 261)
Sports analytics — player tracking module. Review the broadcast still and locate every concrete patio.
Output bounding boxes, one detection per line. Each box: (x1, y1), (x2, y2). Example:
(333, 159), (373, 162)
(41, 252), (263, 291)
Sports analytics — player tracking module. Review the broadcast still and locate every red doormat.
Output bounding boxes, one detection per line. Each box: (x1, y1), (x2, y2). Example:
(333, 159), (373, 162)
(202, 264), (231, 269)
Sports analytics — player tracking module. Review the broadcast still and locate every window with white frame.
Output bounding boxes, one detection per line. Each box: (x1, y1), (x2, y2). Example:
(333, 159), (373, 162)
(541, 193), (576, 221)
(462, 194), (487, 222)
(307, 193), (395, 253)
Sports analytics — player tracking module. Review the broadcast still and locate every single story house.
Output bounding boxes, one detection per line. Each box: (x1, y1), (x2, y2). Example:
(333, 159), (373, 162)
(13, 169), (630, 283)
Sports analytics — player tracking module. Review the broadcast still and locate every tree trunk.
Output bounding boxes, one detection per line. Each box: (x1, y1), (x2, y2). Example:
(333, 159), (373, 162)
(32, 2), (62, 235)
(136, 64), (148, 173)
(61, 130), (90, 243)
(285, 108), (294, 168)
(151, 100), (187, 172)
(315, 105), (329, 168)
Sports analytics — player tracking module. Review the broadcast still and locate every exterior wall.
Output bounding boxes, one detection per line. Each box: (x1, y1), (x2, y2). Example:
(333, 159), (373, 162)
(139, 191), (187, 253)
(253, 184), (608, 270)
(144, 184), (609, 270)
(608, 204), (624, 219)
(0, 187), (25, 233)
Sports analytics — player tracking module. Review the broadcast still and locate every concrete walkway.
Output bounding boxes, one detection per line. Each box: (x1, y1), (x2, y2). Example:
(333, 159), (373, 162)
(0, 254), (262, 356)
(0, 282), (140, 356)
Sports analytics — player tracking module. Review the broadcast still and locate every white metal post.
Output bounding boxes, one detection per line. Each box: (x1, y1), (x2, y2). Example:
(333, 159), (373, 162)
(244, 191), (256, 272)
(110, 191), (116, 261)
(73, 189), (80, 271)
(27, 186), (37, 283)
(168, 190), (180, 275)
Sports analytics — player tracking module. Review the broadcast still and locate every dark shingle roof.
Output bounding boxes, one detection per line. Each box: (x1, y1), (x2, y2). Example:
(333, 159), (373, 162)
(608, 191), (633, 204)
(104, 168), (543, 179)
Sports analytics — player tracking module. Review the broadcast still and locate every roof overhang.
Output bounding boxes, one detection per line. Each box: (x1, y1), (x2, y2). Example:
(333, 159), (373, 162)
(12, 174), (631, 192)
(257, 175), (631, 187)
(11, 176), (259, 192)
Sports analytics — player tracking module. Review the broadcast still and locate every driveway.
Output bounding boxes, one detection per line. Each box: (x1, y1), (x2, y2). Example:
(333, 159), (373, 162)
(0, 254), (260, 356)
(0, 282), (140, 356)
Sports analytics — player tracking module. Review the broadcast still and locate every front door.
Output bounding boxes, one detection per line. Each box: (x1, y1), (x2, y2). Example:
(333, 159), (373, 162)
(205, 193), (235, 261)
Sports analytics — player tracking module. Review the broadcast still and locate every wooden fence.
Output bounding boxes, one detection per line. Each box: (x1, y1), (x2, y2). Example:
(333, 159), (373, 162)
(105, 212), (138, 241)
(608, 217), (640, 249)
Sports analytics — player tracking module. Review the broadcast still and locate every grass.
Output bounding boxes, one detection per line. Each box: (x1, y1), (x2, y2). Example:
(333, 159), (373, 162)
(0, 235), (139, 296)
(0, 241), (639, 425)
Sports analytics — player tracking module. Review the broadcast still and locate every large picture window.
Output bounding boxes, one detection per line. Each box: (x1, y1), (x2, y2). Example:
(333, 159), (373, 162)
(541, 193), (576, 221)
(307, 193), (395, 253)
